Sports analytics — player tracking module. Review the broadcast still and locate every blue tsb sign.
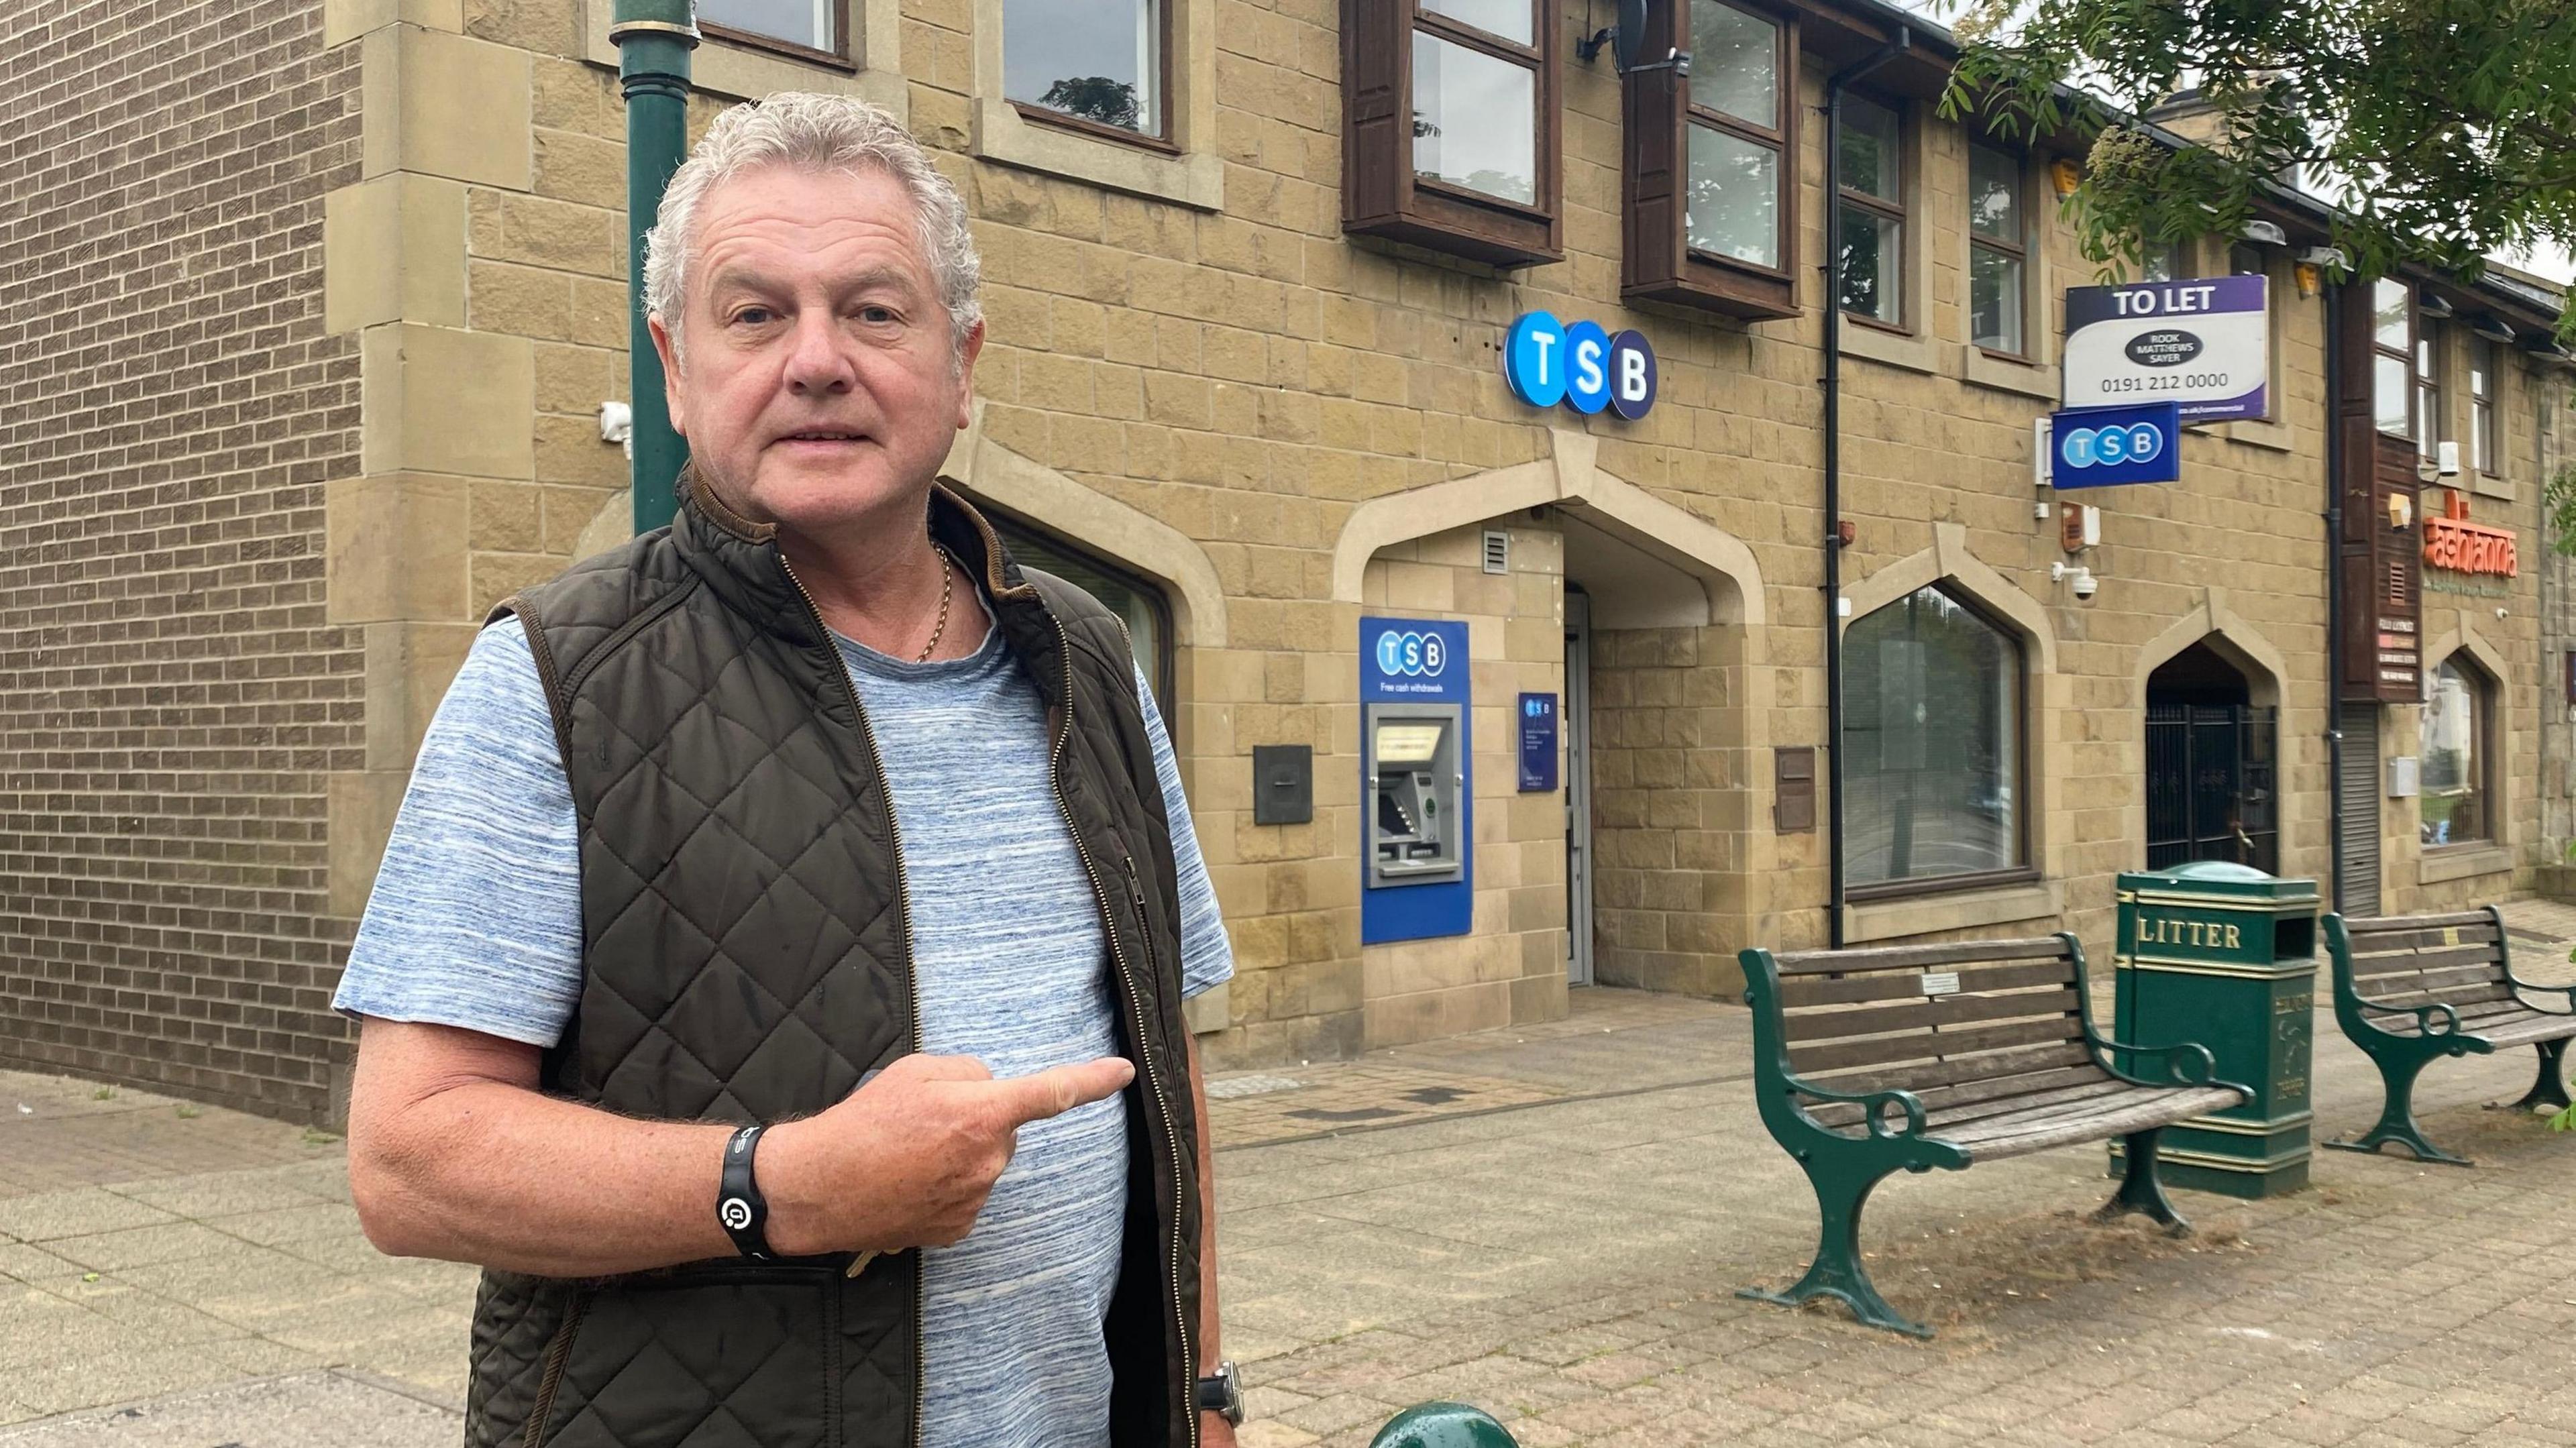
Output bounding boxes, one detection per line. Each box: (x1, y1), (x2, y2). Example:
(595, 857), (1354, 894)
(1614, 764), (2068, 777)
(1503, 312), (1658, 420)
(2049, 400), (2182, 489)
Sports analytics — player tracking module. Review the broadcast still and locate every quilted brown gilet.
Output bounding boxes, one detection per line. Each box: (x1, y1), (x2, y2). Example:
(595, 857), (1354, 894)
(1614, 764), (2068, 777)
(463, 470), (1202, 1448)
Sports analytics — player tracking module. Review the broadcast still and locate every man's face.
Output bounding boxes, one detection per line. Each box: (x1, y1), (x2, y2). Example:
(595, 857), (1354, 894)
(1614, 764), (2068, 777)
(651, 164), (981, 535)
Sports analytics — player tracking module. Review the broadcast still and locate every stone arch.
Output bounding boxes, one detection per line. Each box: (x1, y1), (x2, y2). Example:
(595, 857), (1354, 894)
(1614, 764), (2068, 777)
(937, 401), (1229, 649)
(2419, 608), (2516, 860)
(2127, 587), (2298, 873)
(1838, 522), (2065, 919)
(1325, 429), (1776, 1009)
(1839, 520), (2056, 672)
(1328, 428), (1766, 626)
(2133, 586), (2288, 709)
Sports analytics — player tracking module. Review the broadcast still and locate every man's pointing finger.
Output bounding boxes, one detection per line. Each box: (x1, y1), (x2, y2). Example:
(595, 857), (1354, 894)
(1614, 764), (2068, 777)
(996, 1058), (1136, 1125)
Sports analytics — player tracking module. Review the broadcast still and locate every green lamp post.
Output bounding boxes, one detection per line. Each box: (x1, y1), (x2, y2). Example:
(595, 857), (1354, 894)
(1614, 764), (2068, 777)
(611, 0), (698, 533)
(1371, 1404), (1520, 1447)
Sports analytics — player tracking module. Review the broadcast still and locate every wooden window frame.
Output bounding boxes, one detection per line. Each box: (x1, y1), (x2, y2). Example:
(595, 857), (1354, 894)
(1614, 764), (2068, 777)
(2471, 337), (2499, 476)
(1005, 0), (1178, 150)
(2373, 279), (2416, 442)
(697, 0), (855, 66)
(1838, 582), (2035, 898)
(1966, 139), (2031, 359)
(1836, 91), (1907, 333)
(1623, 0), (1800, 320)
(2416, 321), (2447, 461)
(1342, 0), (1563, 268)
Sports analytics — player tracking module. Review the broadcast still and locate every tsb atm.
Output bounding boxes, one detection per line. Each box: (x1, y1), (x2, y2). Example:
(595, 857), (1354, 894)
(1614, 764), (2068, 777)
(1360, 618), (1472, 944)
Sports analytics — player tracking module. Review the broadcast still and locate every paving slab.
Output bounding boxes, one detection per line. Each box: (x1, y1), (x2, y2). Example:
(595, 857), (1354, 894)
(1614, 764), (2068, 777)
(4, 900), (2576, 1443)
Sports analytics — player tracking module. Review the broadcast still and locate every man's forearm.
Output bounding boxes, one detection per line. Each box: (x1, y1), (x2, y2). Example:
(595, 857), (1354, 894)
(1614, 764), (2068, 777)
(353, 1074), (739, 1278)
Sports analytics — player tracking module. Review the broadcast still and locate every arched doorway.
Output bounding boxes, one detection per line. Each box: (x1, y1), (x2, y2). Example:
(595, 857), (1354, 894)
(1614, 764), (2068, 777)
(2144, 642), (2277, 872)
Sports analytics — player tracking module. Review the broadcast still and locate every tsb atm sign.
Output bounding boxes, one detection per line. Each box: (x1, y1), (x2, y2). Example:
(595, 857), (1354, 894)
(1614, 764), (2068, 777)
(1503, 312), (1659, 420)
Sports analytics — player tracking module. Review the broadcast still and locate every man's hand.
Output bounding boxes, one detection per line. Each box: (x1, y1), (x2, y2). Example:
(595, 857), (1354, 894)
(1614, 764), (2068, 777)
(762, 1052), (1134, 1255)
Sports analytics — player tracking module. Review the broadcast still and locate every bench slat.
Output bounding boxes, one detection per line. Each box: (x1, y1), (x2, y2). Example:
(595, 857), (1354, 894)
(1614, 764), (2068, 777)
(1771, 936), (2071, 976)
(1927, 1078), (2139, 1131)
(2345, 926), (2501, 956)
(1788, 1014), (2083, 1076)
(1782, 987), (2080, 1044)
(2343, 910), (2498, 934)
(2375, 1006), (2576, 1045)
(2360, 982), (2515, 1012)
(1944, 1086), (2243, 1160)
(1807, 1063), (2115, 1129)
(1803, 1040), (2096, 1096)
(1778, 960), (2072, 1008)
(2348, 945), (2504, 979)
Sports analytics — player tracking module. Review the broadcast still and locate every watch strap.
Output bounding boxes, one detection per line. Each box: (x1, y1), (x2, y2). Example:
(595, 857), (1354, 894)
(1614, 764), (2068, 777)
(717, 1123), (775, 1261)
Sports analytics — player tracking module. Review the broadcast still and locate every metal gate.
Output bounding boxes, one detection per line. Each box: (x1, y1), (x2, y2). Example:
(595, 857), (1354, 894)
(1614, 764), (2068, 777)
(2337, 702), (2381, 914)
(2145, 704), (2278, 873)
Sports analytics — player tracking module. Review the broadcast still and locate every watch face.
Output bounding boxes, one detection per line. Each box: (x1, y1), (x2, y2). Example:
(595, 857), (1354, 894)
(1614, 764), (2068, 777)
(720, 1196), (754, 1231)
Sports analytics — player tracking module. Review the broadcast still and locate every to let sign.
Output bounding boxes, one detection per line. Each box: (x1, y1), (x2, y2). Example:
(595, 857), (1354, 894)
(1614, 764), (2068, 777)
(2063, 277), (2269, 422)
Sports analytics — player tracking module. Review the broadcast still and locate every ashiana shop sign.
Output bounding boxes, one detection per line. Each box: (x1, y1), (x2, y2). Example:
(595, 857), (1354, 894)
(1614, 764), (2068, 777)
(2424, 491), (2518, 588)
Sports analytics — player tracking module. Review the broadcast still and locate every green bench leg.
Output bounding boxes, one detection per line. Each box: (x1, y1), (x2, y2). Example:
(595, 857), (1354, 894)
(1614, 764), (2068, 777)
(1738, 1162), (1929, 1339)
(2323, 1048), (2473, 1166)
(2094, 1127), (2191, 1236)
(2500, 1037), (2574, 1114)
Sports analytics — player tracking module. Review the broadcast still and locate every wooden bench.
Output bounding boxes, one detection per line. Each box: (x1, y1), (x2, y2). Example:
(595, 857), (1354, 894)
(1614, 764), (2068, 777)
(2324, 905), (2576, 1165)
(1738, 932), (2249, 1337)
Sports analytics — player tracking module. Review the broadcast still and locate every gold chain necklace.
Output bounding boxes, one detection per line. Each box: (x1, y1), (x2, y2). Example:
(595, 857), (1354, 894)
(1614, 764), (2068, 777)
(913, 545), (956, 663)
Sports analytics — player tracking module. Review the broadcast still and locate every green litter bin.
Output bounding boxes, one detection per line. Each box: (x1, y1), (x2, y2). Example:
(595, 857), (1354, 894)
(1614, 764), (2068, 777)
(2107, 860), (2320, 1199)
(1372, 1404), (1519, 1447)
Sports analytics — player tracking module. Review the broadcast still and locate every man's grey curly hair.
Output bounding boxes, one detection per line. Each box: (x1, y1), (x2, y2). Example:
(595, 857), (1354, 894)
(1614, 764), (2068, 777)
(642, 93), (983, 368)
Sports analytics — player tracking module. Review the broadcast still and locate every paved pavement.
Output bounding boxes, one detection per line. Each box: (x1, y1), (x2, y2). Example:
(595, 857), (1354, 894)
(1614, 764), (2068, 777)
(7, 899), (2576, 1446)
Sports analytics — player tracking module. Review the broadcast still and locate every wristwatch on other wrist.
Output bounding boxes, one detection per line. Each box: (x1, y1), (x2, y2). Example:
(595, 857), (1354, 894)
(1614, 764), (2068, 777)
(717, 1123), (776, 1261)
(1195, 1359), (1243, 1425)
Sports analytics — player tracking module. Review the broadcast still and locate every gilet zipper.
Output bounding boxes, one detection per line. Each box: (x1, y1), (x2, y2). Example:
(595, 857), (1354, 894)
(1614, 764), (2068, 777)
(780, 555), (926, 1448)
(1044, 614), (1197, 1448)
(522, 1290), (590, 1448)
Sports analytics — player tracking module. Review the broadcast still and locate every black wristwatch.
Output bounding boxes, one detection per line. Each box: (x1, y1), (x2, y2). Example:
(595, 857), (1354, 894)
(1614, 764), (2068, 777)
(1195, 1360), (1243, 1425)
(717, 1123), (775, 1261)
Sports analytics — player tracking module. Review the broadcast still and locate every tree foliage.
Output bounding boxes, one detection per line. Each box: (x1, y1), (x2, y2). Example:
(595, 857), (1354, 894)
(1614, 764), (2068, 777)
(1940, 0), (2576, 292)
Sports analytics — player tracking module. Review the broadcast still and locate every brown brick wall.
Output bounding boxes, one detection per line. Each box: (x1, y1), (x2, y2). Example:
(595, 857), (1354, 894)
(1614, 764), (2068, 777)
(0, 0), (366, 1121)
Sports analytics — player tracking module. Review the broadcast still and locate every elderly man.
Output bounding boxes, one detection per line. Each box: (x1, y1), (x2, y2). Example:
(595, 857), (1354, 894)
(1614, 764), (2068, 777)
(335, 93), (1240, 1448)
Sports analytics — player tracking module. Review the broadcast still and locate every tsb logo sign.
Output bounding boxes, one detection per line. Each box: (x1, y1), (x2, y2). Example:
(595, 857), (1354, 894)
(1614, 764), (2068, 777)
(1503, 312), (1658, 421)
(1375, 629), (1448, 679)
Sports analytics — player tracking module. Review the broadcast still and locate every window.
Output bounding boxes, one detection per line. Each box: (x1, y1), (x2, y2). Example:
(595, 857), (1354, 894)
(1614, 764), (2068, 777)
(698, 0), (843, 59)
(2228, 242), (2263, 278)
(2416, 323), (2446, 461)
(1968, 142), (2027, 354)
(1622, 0), (1800, 319)
(2420, 655), (2493, 846)
(1686, 1), (1787, 268)
(1342, 0), (1560, 266)
(1837, 95), (1904, 326)
(986, 511), (1176, 708)
(1843, 586), (2025, 891)
(1007, 0), (1166, 140)
(2471, 338), (2499, 474)
(2373, 279), (2413, 438)
(2139, 240), (2188, 282)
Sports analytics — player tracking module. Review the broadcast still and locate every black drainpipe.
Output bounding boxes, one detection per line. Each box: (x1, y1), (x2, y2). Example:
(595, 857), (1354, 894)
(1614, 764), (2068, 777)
(2323, 278), (2347, 909)
(1823, 26), (1911, 948)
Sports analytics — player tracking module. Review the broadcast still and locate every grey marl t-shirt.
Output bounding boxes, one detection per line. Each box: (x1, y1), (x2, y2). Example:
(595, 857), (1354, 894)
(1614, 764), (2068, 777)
(335, 601), (1232, 1448)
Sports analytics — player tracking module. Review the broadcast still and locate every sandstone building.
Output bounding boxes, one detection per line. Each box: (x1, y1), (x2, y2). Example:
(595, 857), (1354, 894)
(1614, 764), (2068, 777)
(4, 0), (2568, 1121)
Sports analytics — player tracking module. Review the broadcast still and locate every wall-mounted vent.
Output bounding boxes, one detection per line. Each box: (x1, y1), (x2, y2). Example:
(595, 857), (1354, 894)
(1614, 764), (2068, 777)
(1481, 530), (1509, 575)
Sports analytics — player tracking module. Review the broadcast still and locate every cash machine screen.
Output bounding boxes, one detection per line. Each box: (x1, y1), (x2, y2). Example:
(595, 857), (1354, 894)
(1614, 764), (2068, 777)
(1373, 720), (1446, 765)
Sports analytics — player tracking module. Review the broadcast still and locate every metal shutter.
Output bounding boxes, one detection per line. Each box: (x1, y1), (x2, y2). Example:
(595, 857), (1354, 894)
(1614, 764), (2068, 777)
(2337, 702), (2381, 915)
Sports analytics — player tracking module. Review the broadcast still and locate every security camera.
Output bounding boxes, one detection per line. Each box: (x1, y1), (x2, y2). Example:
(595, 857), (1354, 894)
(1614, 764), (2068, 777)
(2072, 569), (2100, 600)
